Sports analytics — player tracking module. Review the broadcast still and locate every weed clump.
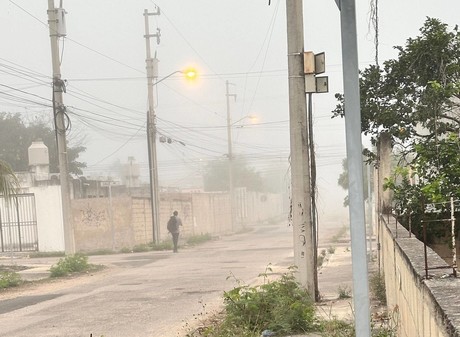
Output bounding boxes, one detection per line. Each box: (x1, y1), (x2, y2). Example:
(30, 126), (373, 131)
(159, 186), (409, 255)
(49, 253), (91, 277)
(337, 285), (352, 299)
(132, 244), (151, 252)
(0, 271), (21, 288)
(187, 234), (213, 246)
(188, 267), (317, 337)
(370, 272), (387, 305)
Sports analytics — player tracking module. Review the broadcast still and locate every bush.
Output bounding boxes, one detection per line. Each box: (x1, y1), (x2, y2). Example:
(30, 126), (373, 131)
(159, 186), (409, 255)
(317, 254), (325, 268)
(49, 253), (90, 277)
(0, 271), (21, 288)
(195, 267), (317, 337)
(370, 272), (387, 305)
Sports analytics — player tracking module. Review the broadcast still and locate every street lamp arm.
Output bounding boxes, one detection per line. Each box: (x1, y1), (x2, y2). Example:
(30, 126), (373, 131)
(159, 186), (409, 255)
(154, 70), (182, 85)
(231, 115), (257, 126)
(154, 68), (197, 86)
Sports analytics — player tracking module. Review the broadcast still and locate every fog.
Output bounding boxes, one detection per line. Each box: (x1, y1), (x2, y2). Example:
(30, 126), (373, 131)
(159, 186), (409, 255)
(1, 1), (459, 228)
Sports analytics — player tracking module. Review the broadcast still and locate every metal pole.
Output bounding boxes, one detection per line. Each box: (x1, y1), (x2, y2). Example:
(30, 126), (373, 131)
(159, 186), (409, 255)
(451, 197), (457, 277)
(367, 164), (373, 259)
(109, 184), (114, 251)
(226, 80), (235, 232)
(285, 0), (316, 297)
(423, 220), (429, 279)
(47, 0), (75, 254)
(144, 9), (160, 244)
(336, 0), (371, 334)
(308, 92), (319, 301)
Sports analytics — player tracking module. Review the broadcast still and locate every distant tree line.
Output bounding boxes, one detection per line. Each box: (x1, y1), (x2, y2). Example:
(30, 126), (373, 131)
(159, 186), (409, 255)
(0, 113), (86, 175)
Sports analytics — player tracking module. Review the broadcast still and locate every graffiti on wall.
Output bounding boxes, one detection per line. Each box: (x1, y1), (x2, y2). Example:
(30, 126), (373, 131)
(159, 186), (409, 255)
(80, 204), (106, 227)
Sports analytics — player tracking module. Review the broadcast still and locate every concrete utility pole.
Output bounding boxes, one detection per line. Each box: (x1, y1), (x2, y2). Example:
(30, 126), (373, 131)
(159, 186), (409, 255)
(335, 0), (371, 335)
(144, 8), (161, 244)
(47, 0), (75, 254)
(285, 0), (316, 298)
(226, 80), (237, 231)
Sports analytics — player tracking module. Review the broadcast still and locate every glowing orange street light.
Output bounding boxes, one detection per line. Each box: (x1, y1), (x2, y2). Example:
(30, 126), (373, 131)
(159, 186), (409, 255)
(184, 68), (197, 80)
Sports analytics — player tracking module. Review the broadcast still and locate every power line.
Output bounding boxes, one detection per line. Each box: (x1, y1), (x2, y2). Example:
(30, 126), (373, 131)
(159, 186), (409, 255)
(9, 1), (144, 75)
(86, 124), (146, 168)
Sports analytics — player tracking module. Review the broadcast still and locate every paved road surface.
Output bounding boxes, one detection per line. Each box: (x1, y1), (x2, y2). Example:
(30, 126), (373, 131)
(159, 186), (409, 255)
(1, 221), (355, 337)
(0, 223), (298, 337)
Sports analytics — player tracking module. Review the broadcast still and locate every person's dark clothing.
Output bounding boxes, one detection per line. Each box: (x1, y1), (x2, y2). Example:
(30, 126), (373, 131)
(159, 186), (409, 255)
(168, 214), (182, 252)
(172, 232), (179, 253)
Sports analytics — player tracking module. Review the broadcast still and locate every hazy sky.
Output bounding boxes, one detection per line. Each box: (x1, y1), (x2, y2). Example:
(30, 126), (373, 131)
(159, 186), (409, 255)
(1, 0), (459, 221)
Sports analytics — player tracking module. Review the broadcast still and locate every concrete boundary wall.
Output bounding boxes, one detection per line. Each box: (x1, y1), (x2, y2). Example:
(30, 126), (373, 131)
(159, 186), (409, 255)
(71, 191), (285, 252)
(379, 216), (460, 337)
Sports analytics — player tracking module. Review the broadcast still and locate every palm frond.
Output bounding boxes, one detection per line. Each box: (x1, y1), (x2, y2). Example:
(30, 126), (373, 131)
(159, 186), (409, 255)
(0, 160), (19, 199)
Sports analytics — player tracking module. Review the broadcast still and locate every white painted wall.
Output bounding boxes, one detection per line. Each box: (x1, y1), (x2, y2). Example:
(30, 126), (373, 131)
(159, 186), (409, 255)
(29, 186), (65, 252)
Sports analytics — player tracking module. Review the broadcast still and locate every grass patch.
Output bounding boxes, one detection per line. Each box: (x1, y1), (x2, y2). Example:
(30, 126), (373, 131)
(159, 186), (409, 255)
(370, 272), (387, 306)
(328, 246), (336, 254)
(150, 240), (173, 251)
(0, 271), (22, 289)
(337, 285), (352, 299)
(49, 253), (96, 278)
(186, 233), (213, 246)
(317, 254), (326, 268)
(84, 249), (114, 256)
(319, 319), (355, 337)
(28, 251), (65, 258)
(132, 244), (151, 253)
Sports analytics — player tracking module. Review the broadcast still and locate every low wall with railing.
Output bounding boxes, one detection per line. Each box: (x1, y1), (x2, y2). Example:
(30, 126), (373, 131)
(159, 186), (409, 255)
(379, 216), (460, 337)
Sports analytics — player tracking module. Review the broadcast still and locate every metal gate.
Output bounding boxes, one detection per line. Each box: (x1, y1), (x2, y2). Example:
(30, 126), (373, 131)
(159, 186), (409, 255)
(0, 193), (38, 252)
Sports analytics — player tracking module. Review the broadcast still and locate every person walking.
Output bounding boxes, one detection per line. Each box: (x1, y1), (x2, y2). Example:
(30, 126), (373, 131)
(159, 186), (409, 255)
(167, 210), (183, 253)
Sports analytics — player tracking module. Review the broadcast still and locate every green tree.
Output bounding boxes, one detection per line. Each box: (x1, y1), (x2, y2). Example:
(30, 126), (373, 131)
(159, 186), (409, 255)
(333, 18), (460, 153)
(203, 156), (266, 192)
(0, 113), (86, 175)
(337, 158), (373, 207)
(334, 18), (460, 237)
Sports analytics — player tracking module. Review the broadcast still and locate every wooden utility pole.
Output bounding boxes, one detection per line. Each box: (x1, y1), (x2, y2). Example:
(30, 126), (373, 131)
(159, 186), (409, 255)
(47, 0), (75, 254)
(285, 0), (316, 298)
